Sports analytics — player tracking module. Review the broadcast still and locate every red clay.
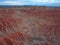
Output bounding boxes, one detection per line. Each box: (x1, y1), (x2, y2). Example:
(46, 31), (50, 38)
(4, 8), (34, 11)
(0, 6), (60, 45)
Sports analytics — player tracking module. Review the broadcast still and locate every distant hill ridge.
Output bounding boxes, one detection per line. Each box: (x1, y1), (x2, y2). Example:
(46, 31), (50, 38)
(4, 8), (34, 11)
(0, 5), (60, 8)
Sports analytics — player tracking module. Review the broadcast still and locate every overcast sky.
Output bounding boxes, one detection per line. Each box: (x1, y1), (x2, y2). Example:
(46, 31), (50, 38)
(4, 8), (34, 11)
(0, 0), (60, 6)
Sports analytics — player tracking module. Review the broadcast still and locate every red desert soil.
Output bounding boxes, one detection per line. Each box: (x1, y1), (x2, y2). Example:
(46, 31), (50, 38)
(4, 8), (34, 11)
(0, 6), (60, 45)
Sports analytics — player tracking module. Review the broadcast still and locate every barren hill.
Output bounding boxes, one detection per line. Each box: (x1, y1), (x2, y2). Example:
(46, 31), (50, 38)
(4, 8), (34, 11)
(0, 6), (60, 45)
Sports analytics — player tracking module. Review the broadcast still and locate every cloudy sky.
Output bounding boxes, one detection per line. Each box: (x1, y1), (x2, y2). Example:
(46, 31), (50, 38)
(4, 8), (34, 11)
(0, 0), (60, 6)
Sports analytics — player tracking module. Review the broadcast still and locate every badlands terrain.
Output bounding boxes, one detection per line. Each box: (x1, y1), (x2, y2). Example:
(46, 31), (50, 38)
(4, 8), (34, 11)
(0, 6), (60, 45)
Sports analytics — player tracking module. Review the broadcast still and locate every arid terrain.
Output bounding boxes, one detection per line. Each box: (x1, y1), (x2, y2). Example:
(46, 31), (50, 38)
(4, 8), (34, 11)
(0, 6), (60, 45)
